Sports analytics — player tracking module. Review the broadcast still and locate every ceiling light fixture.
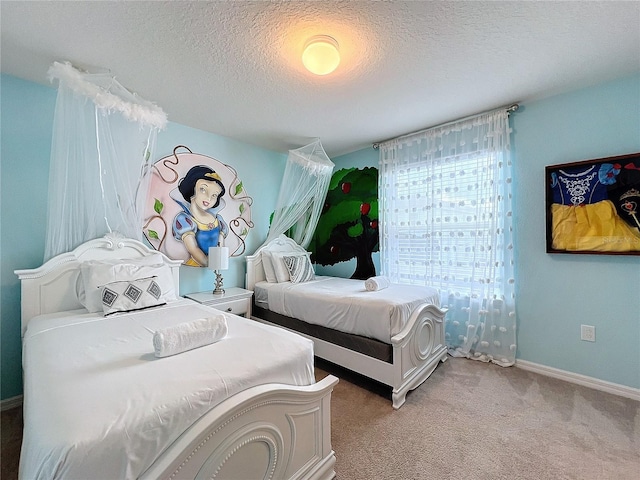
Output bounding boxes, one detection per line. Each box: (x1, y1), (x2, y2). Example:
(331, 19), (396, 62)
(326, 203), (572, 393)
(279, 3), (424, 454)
(302, 35), (340, 76)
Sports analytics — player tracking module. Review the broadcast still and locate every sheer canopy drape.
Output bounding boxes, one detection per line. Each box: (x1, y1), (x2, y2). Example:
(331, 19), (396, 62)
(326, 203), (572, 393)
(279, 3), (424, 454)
(379, 110), (517, 366)
(44, 62), (167, 260)
(265, 139), (334, 249)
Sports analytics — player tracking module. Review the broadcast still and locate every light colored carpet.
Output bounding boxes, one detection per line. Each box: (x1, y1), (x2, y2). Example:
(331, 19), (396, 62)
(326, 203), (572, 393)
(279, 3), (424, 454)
(317, 356), (639, 480)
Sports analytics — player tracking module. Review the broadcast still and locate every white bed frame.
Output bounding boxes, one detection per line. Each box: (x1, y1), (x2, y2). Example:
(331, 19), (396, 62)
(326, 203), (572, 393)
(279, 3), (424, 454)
(246, 235), (448, 410)
(15, 232), (338, 480)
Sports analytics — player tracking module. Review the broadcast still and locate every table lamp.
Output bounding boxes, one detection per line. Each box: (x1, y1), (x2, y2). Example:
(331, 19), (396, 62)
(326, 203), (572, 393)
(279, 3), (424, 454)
(208, 246), (229, 295)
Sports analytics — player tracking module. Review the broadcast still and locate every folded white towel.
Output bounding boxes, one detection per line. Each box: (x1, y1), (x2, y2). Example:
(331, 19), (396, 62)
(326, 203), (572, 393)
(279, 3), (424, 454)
(365, 275), (391, 291)
(153, 315), (228, 358)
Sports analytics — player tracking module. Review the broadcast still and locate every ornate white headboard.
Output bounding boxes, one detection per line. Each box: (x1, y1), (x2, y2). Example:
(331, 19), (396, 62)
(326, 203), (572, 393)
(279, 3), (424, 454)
(14, 232), (183, 336)
(245, 234), (307, 291)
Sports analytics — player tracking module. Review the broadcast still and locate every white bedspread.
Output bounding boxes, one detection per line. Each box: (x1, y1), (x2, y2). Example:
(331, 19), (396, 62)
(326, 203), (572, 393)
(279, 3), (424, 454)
(256, 276), (440, 343)
(20, 299), (315, 480)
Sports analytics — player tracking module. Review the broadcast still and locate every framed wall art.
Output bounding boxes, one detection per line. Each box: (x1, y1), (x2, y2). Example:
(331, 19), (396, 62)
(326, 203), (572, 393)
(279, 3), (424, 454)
(545, 152), (640, 255)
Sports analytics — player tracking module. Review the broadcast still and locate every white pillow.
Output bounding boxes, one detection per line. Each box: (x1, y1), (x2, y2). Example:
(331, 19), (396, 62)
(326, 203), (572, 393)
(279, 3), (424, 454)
(79, 254), (176, 312)
(283, 253), (315, 283)
(269, 251), (294, 283)
(101, 276), (166, 316)
(140, 263), (177, 302)
(261, 251), (278, 283)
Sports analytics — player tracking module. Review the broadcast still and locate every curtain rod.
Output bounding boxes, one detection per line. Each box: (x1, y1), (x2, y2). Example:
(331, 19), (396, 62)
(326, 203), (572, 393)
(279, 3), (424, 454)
(372, 103), (519, 149)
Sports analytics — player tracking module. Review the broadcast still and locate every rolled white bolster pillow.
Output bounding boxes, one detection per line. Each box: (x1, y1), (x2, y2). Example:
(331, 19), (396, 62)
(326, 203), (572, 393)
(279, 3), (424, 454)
(365, 275), (391, 291)
(153, 315), (228, 358)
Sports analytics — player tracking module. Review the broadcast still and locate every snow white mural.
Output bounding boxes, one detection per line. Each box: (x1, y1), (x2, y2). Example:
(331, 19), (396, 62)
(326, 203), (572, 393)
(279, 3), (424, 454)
(143, 146), (254, 266)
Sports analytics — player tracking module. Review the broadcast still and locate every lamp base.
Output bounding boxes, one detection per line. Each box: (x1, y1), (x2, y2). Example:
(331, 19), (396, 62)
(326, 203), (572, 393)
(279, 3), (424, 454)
(212, 270), (225, 295)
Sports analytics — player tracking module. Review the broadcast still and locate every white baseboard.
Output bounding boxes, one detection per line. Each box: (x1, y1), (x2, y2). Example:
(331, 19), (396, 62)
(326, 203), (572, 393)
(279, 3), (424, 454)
(516, 360), (640, 402)
(1, 395), (23, 411)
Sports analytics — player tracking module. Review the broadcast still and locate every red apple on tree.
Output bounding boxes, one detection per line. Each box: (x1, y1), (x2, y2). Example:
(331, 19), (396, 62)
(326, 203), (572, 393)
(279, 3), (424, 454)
(360, 203), (371, 215)
(370, 220), (378, 229)
(341, 182), (351, 194)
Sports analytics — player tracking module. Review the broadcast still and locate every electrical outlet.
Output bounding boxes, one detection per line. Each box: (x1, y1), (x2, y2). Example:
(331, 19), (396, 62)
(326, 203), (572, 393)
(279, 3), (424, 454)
(581, 324), (596, 342)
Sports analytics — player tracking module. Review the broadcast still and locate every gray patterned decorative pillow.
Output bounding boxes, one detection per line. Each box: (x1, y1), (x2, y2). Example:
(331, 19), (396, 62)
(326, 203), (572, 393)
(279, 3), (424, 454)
(100, 276), (166, 316)
(79, 256), (176, 313)
(283, 254), (315, 283)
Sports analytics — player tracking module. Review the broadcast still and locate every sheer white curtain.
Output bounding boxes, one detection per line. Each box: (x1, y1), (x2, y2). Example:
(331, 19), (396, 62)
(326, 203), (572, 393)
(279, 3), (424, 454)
(265, 139), (334, 249)
(44, 62), (167, 260)
(379, 109), (517, 366)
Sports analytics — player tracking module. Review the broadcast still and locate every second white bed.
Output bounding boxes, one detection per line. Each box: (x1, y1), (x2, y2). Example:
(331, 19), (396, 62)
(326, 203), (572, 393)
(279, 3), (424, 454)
(247, 234), (449, 410)
(254, 276), (440, 344)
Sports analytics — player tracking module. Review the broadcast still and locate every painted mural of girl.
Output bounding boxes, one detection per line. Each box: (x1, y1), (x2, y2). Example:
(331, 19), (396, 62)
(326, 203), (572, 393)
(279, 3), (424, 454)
(170, 165), (229, 266)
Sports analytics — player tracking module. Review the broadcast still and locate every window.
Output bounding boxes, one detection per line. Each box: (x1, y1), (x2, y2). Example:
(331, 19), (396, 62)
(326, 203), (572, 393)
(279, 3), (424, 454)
(392, 153), (502, 296)
(378, 109), (517, 366)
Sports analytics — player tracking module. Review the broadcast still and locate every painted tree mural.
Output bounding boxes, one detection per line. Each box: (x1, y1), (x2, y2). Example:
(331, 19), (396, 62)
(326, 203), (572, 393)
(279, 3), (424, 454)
(311, 167), (379, 279)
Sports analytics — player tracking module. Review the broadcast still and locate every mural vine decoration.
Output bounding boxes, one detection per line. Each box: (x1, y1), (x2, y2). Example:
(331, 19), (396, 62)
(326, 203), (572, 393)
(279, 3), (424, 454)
(143, 146), (254, 266)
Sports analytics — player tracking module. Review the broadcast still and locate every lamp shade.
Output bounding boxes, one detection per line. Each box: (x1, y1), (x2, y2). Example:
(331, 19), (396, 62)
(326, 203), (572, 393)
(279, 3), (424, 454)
(208, 246), (229, 271)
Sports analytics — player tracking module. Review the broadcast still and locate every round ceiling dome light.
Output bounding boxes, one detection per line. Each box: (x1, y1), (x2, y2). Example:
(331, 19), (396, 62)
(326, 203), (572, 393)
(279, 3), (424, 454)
(302, 35), (340, 75)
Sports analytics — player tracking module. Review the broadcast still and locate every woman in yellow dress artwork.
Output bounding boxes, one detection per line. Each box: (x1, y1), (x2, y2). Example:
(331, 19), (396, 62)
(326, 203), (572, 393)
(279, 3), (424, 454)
(550, 161), (640, 252)
(171, 165), (229, 266)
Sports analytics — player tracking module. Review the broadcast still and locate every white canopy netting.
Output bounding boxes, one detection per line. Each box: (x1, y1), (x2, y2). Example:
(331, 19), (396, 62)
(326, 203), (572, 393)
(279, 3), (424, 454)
(44, 61), (167, 260)
(265, 139), (334, 249)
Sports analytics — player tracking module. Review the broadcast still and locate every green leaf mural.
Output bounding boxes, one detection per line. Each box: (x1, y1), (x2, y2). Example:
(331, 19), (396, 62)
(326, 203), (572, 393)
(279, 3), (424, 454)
(310, 167), (379, 280)
(154, 198), (164, 214)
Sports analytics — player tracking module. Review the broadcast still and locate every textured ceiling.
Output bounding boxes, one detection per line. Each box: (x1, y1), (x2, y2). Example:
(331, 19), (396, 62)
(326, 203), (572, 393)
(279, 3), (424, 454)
(2, 1), (639, 157)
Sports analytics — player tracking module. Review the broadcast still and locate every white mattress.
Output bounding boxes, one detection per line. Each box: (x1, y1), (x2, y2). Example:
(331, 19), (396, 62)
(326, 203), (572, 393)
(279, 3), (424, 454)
(20, 299), (315, 480)
(254, 276), (440, 343)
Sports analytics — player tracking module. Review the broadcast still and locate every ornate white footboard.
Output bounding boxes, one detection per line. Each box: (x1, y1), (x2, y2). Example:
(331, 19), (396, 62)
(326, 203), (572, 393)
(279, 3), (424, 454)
(389, 303), (448, 409)
(251, 303), (447, 410)
(141, 375), (339, 480)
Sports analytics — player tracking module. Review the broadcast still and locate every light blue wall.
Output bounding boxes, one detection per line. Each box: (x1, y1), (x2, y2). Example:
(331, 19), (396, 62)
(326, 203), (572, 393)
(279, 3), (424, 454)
(325, 74), (640, 390)
(512, 74), (640, 389)
(1, 75), (56, 401)
(0, 74), (286, 400)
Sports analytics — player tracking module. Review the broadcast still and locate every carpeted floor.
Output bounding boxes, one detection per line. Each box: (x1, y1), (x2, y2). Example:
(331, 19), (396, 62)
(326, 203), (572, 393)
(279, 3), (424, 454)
(1, 403), (22, 480)
(2, 357), (638, 479)
(317, 356), (639, 480)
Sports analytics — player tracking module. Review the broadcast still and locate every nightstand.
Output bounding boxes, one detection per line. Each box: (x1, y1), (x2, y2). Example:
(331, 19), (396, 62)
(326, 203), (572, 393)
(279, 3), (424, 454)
(184, 287), (253, 318)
